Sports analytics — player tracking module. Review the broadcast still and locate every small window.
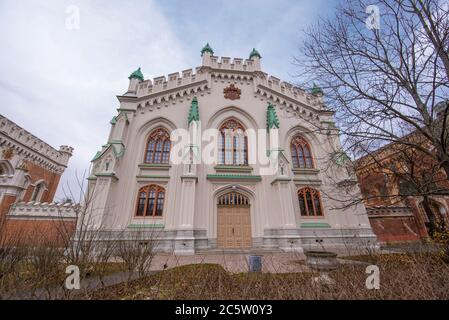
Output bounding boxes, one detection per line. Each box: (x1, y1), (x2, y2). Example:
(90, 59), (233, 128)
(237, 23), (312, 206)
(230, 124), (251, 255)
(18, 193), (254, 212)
(31, 182), (46, 202)
(298, 187), (323, 216)
(135, 185), (165, 217)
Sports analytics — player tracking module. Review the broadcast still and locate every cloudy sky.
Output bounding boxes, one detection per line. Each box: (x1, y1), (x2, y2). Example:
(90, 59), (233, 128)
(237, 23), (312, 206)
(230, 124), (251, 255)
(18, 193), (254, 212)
(0, 0), (338, 200)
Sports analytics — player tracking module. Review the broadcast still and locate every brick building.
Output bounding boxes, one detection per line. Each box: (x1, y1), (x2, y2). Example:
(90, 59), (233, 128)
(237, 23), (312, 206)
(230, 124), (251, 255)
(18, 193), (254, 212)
(0, 114), (76, 245)
(355, 110), (449, 244)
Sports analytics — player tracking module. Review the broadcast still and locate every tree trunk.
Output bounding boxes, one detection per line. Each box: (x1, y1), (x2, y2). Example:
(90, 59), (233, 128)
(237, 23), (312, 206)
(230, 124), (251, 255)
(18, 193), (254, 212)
(422, 196), (437, 237)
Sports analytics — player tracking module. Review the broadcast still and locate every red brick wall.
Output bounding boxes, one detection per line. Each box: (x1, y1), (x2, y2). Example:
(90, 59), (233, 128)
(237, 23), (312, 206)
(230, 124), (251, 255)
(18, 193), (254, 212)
(3, 218), (76, 247)
(23, 161), (61, 202)
(368, 216), (421, 243)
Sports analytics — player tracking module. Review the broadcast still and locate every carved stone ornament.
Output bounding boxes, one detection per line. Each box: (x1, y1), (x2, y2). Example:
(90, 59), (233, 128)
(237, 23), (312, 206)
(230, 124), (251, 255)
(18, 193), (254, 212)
(223, 84), (241, 100)
(2, 147), (14, 160)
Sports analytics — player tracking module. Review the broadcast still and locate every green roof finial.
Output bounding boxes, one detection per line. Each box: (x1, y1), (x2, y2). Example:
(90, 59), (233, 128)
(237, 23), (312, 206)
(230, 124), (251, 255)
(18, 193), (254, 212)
(249, 48), (262, 60)
(311, 83), (323, 95)
(266, 102), (280, 131)
(201, 43), (214, 56)
(188, 97), (200, 125)
(128, 67), (144, 82)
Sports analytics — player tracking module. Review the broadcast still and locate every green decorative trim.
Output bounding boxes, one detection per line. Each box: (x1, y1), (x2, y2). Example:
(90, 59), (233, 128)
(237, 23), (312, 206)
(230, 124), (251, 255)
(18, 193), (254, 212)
(266, 102), (280, 131)
(116, 108), (136, 112)
(301, 222), (331, 228)
(271, 177), (292, 184)
(91, 151), (102, 162)
(214, 165), (253, 173)
(206, 174), (261, 181)
(330, 151), (350, 167)
(110, 116), (117, 125)
(129, 67), (144, 82)
(249, 48), (261, 59)
(311, 83), (323, 95)
(201, 43), (214, 55)
(136, 175), (170, 179)
(127, 223), (164, 229)
(188, 96), (200, 125)
(91, 141), (126, 162)
(87, 175), (97, 181)
(95, 172), (118, 181)
(138, 163), (171, 170)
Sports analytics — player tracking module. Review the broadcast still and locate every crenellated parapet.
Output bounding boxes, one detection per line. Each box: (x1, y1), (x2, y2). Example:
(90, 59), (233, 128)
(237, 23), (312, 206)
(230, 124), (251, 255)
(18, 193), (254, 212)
(0, 115), (73, 173)
(7, 201), (80, 219)
(135, 67), (208, 98)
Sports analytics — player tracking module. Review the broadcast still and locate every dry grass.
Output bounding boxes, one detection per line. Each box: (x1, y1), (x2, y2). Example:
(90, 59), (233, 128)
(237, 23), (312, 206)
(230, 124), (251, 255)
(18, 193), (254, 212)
(79, 252), (449, 300)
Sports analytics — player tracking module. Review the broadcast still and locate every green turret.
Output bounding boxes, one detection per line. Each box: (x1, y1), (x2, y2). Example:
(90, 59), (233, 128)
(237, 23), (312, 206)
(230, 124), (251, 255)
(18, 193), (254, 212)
(249, 48), (262, 59)
(128, 67), (144, 82)
(201, 43), (214, 56)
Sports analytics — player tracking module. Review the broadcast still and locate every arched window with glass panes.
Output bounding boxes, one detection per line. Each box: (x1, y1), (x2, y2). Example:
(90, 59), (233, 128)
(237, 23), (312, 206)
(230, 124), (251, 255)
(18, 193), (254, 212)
(290, 135), (314, 169)
(144, 128), (171, 164)
(218, 119), (248, 166)
(297, 187), (324, 217)
(135, 185), (165, 217)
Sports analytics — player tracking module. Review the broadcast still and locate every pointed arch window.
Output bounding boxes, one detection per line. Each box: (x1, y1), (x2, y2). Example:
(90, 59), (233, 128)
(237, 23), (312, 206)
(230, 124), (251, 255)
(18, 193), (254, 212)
(298, 187), (323, 216)
(135, 185), (166, 217)
(218, 119), (248, 166)
(291, 136), (314, 168)
(31, 181), (47, 202)
(145, 128), (171, 164)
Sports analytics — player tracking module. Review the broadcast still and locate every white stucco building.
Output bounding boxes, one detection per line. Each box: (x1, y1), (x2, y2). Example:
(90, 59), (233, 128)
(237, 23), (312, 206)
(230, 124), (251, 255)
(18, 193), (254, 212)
(85, 44), (376, 254)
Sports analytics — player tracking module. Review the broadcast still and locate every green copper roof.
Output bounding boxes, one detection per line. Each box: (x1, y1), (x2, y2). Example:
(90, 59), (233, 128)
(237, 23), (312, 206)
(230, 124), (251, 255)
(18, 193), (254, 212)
(249, 48), (261, 59)
(266, 102), (280, 131)
(188, 96), (200, 125)
(311, 83), (323, 95)
(201, 43), (214, 55)
(128, 67), (144, 82)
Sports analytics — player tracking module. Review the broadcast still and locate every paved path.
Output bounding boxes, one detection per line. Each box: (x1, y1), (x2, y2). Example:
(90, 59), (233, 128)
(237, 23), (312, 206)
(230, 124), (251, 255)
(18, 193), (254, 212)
(149, 252), (309, 273)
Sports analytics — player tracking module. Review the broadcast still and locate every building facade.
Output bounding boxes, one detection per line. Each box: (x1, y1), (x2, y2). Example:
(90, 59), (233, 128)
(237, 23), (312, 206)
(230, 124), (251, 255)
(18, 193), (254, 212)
(85, 45), (376, 254)
(355, 125), (449, 244)
(0, 114), (75, 245)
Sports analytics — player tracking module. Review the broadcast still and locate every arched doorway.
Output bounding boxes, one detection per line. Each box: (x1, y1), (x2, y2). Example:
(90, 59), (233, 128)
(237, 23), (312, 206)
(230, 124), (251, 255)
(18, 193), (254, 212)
(217, 192), (252, 249)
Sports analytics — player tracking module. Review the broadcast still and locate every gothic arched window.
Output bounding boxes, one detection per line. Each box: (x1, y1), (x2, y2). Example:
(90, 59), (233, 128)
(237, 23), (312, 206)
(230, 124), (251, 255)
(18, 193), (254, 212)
(135, 185), (166, 217)
(218, 119), (248, 166)
(291, 136), (314, 169)
(145, 128), (171, 164)
(298, 187), (323, 216)
(31, 181), (47, 202)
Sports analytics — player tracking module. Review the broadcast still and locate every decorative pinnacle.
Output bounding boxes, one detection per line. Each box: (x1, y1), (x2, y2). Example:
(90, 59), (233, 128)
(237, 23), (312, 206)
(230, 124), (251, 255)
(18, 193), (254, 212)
(201, 43), (214, 56)
(311, 83), (324, 95)
(128, 67), (144, 82)
(266, 102), (280, 131)
(249, 48), (262, 59)
(188, 97), (200, 125)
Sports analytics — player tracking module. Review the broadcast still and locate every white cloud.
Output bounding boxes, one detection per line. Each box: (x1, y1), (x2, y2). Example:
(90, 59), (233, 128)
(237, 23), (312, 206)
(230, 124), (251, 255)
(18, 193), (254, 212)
(0, 0), (188, 199)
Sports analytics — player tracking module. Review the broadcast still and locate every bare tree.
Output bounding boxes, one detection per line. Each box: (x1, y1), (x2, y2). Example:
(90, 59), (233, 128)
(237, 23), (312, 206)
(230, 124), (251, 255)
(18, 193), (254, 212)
(295, 0), (449, 179)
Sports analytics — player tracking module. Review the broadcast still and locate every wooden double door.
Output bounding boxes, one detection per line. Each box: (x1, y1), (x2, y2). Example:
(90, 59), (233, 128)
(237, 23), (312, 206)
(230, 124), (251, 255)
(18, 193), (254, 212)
(217, 204), (252, 249)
